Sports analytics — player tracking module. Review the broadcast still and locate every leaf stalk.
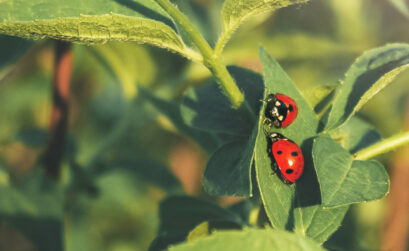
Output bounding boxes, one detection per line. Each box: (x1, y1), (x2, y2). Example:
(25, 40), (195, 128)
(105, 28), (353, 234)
(354, 130), (409, 160)
(154, 0), (252, 117)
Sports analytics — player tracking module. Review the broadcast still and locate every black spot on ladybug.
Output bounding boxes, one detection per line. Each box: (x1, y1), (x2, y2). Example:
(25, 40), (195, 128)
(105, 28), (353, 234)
(288, 104), (294, 112)
(291, 152), (298, 156)
(285, 169), (294, 174)
(277, 150), (282, 155)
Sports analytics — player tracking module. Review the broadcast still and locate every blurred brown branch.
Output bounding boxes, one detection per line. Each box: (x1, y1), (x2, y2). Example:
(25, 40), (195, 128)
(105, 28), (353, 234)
(44, 41), (72, 179)
(382, 96), (409, 251)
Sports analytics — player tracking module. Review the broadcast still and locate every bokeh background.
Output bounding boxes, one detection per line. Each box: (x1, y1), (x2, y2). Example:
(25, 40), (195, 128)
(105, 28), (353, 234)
(1, 0), (409, 250)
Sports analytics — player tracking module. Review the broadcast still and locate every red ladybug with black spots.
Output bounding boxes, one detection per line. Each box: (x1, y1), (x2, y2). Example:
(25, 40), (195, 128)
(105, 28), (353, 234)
(262, 93), (298, 128)
(267, 133), (304, 184)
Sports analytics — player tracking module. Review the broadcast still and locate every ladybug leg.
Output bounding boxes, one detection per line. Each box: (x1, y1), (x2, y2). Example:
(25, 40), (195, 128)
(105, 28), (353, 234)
(270, 163), (278, 176)
(283, 179), (293, 185)
(267, 132), (281, 142)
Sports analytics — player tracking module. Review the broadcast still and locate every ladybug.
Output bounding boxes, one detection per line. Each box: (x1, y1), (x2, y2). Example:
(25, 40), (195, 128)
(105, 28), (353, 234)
(267, 133), (304, 184)
(262, 93), (298, 128)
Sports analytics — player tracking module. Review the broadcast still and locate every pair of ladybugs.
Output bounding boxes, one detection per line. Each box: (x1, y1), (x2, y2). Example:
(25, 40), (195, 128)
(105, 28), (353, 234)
(261, 93), (304, 184)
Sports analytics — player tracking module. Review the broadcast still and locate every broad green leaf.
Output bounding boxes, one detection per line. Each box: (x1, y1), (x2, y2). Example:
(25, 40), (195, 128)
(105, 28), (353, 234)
(218, 0), (309, 53)
(89, 42), (156, 98)
(330, 117), (381, 153)
(0, 172), (64, 251)
(388, 0), (409, 18)
(138, 87), (221, 153)
(187, 222), (211, 241)
(0, 14), (193, 58)
(0, 0), (171, 23)
(0, 0), (200, 60)
(293, 205), (348, 244)
(202, 124), (258, 196)
(170, 228), (326, 251)
(187, 221), (245, 242)
(181, 66), (263, 136)
(303, 84), (338, 118)
(313, 135), (389, 207)
(150, 196), (243, 251)
(184, 67), (263, 196)
(324, 43), (409, 130)
(256, 47), (348, 243)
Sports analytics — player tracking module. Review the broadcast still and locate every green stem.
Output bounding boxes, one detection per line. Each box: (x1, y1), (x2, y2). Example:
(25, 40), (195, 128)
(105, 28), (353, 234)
(354, 130), (409, 160)
(154, 0), (249, 112)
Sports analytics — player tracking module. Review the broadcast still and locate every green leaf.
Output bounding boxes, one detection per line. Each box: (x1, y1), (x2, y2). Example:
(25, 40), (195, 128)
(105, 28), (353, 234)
(303, 84), (338, 118)
(324, 43), (409, 130)
(138, 87), (221, 153)
(170, 228), (326, 251)
(89, 42), (157, 98)
(0, 0), (171, 23)
(313, 135), (389, 207)
(202, 124), (258, 196)
(256, 47), (348, 243)
(218, 0), (309, 54)
(1, 14), (192, 57)
(181, 66), (263, 136)
(186, 67), (263, 197)
(150, 196), (243, 251)
(388, 0), (409, 18)
(0, 172), (64, 251)
(330, 117), (382, 153)
(186, 222), (212, 242)
(0, 0), (200, 60)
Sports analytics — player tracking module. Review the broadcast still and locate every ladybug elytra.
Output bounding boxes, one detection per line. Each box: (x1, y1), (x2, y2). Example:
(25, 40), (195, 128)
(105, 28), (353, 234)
(267, 133), (304, 184)
(262, 93), (298, 128)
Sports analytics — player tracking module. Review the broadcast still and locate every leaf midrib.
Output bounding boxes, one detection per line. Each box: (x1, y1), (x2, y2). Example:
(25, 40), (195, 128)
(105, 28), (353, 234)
(325, 155), (353, 205)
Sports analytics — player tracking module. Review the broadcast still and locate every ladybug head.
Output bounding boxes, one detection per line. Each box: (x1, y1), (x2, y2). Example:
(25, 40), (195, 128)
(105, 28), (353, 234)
(275, 93), (298, 128)
(263, 93), (298, 129)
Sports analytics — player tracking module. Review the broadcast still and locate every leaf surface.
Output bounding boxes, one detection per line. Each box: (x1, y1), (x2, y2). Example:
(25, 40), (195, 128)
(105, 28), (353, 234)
(313, 135), (389, 207)
(256, 47), (348, 243)
(202, 125), (257, 196)
(325, 43), (409, 130)
(150, 196), (243, 251)
(0, 0), (200, 59)
(219, 0), (309, 52)
(181, 66), (263, 136)
(170, 228), (326, 251)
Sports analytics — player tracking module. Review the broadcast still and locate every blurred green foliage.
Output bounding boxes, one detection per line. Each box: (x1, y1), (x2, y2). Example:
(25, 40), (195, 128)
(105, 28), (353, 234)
(0, 0), (409, 250)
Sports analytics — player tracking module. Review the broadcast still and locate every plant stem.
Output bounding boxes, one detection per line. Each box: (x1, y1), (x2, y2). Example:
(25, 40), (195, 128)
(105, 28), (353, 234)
(354, 131), (409, 160)
(154, 0), (249, 112)
(44, 41), (72, 179)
